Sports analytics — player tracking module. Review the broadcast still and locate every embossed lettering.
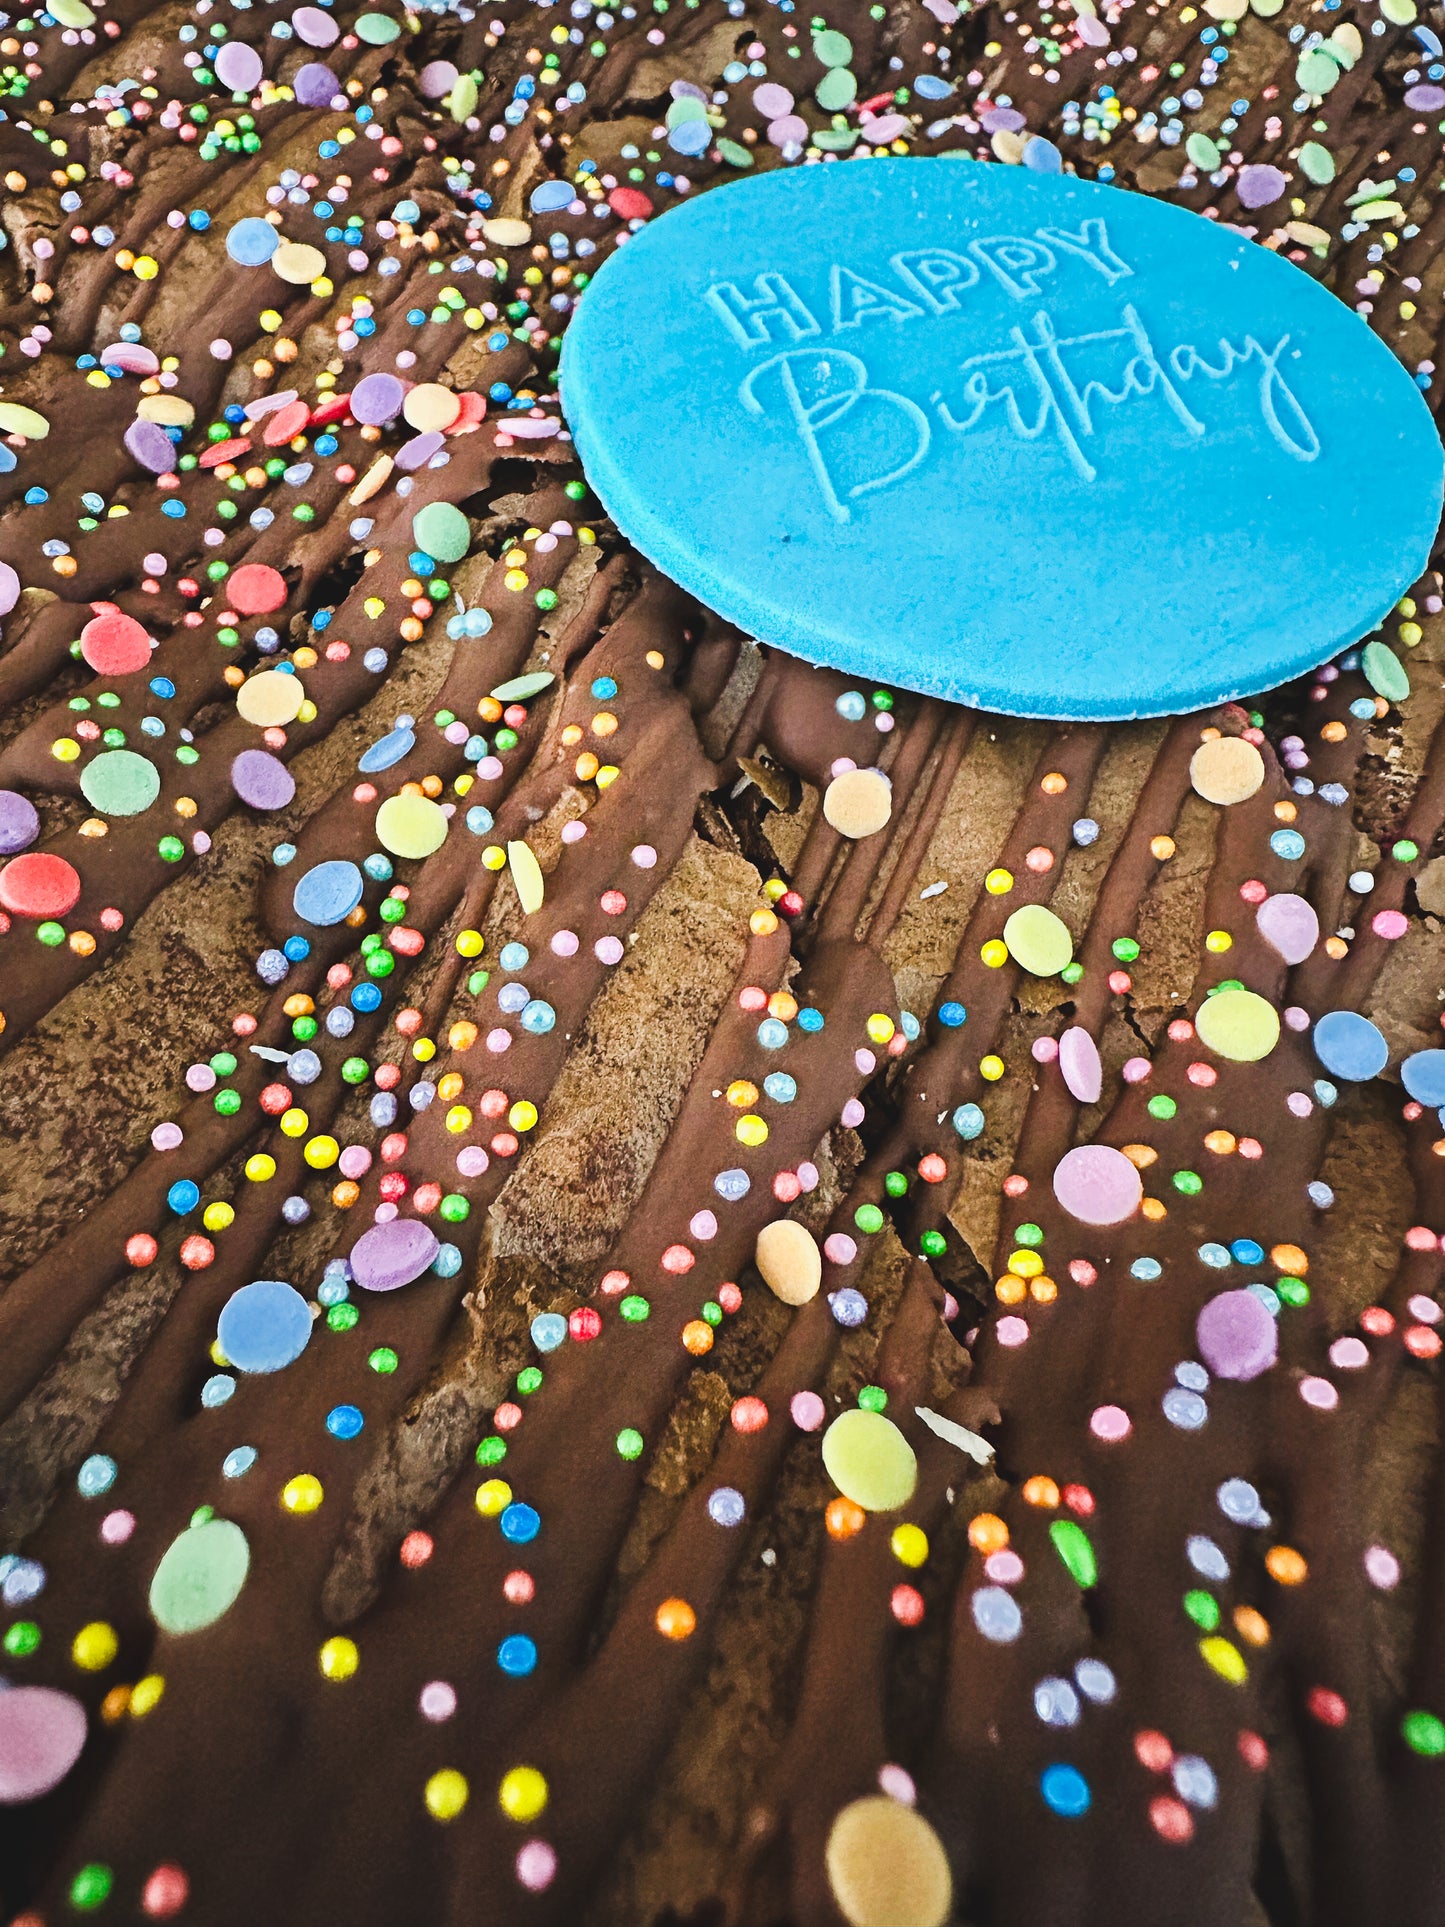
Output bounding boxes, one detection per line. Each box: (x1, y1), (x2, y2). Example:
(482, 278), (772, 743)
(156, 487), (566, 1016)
(968, 235), (1057, 299)
(830, 265), (926, 331)
(1170, 335), (1319, 460)
(1035, 218), (1134, 286)
(706, 274), (821, 350)
(929, 306), (1312, 483)
(740, 348), (931, 523)
(890, 249), (981, 315)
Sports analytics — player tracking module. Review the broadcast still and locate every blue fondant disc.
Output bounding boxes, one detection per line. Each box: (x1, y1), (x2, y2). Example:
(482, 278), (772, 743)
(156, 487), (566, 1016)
(1313, 1009), (1389, 1082)
(1401, 1049), (1445, 1107)
(292, 859), (365, 927)
(561, 159), (1443, 721)
(218, 1279), (312, 1373)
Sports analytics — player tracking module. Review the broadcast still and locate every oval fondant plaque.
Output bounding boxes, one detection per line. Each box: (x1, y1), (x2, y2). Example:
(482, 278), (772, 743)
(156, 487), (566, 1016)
(562, 159), (1443, 720)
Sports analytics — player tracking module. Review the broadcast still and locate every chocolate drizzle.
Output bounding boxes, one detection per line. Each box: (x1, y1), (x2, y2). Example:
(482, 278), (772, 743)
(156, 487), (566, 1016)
(1, 0), (1444, 1923)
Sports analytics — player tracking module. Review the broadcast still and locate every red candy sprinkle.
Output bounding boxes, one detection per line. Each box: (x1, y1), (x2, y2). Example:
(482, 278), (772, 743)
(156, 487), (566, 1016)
(226, 563), (289, 615)
(0, 851), (82, 919)
(80, 609), (153, 676)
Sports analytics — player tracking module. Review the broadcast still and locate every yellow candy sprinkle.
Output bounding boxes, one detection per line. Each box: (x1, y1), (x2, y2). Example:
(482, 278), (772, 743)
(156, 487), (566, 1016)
(475, 1479), (513, 1517)
(1199, 1635), (1248, 1684)
(425, 1769), (469, 1820)
(319, 1636), (359, 1680)
(130, 1673), (165, 1716)
(498, 1766), (548, 1822)
(890, 1524), (929, 1568)
(72, 1622), (119, 1671)
(281, 1475), (324, 1515)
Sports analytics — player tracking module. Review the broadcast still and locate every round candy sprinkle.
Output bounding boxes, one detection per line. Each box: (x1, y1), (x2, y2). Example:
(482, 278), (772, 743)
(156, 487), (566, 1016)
(412, 501), (472, 564)
(824, 1797), (952, 1927)
(1196, 1291), (1278, 1382)
(231, 751), (295, 812)
(1313, 1009), (1388, 1082)
(376, 792), (448, 860)
(823, 767), (893, 839)
(1195, 989), (1280, 1064)
(226, 217), (279, 266)
(1190, 736), (1265, 805)
(0, 853), (82, 920)
(351, 373), (406, 425)
(228, 565), (288, 616)
(0, 791), (40, 856)
(0, 1687), (88, 1803)
(293, 6), (338, 42)
(1003, 903), (1073, 977)
(294, 61), (340, 105)
(80, 610), (152, 677)
(1401, 1051), (1445, 1107)
(350, 1218), (439, 1292)
(215, 39), (263, 89)
(273, 242), (327, 287)
(404, 384), (462, 433)
(236, 672), (306, 728)
(1052, 1144), (1142, 1227)
(217, 1280), (313, 1374)
(79, 750), (160, 818)
(1255, 893), (1319, 965)
(293, 860), (365, 927)
(821, 1409), (918, 1512)
(125, 418), (177, 473)
(1041, 1763), (1092, 1817)
(148, 1519), (250, 1634)
(754, 1219), (821, 1305)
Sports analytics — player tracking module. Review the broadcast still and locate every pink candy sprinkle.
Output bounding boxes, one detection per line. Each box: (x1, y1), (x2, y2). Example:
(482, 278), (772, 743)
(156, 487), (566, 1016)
(1371, 909), (1408, 941)
(790, 1390), (825, 1431)
(100, 1509), (135, 1545)
(550, 928), (579, 957)
(1032, 1037), (1059, 1064)
(515, 1842), (557, 1893)
(151, 1122), (183, 1151)
(1364, 1545), (1400, 1589)
(561, 819), (586, 843)
(1299, 1377), (1339, 1410)
(985, 1549), (1024, 1585)
(824, 1233), (858, 1266)
(996, 1316), (1030, 1348)
(1122, 1056), (1151, 1083)
(594, 936), (624, 965)
(1090, 1405), (1132, 1442)
(419, 1681), (456, 1722)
